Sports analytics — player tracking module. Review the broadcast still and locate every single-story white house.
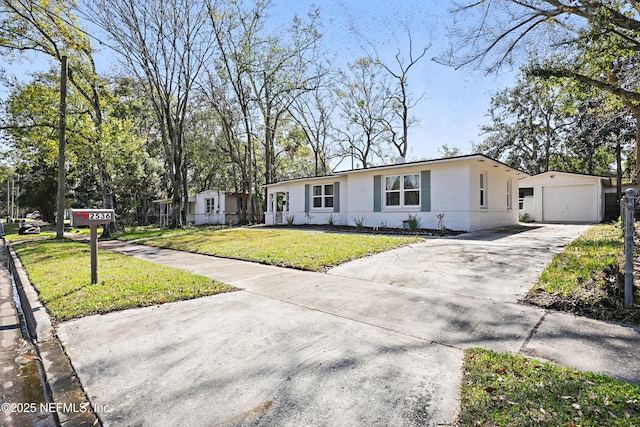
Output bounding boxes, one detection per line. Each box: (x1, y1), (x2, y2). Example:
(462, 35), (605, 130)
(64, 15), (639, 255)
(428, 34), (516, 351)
(518, 171), (611, 223)
(155, 190), (245, 226)
(265, 154), (528, 232)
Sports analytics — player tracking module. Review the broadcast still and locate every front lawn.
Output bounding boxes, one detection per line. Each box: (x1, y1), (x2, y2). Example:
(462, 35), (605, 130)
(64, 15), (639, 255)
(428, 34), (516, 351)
(113, 225), (227, 241)
(14, 239), (236, 320)
(124, 227), (423, 272)
(524, 224), (640, 324)
(459, 348), (640, 426)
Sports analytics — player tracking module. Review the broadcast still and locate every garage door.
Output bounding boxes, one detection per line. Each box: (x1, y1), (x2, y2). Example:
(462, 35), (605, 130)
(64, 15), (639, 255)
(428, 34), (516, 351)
(542, 185), (597, 222)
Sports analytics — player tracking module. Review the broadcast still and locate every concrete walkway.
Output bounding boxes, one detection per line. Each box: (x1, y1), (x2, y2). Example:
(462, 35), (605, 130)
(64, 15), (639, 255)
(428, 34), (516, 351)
(51, 225), (640, 426)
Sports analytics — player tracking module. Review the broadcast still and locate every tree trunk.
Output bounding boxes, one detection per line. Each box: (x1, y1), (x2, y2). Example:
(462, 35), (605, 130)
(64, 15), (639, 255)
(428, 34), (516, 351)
(636, 108), (640, 184)
(616, 139), (622, 204)
(99, 165), (115, 237)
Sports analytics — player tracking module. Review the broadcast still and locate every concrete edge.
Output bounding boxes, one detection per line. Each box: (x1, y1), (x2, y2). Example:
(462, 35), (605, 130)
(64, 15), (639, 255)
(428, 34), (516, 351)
(8, 243), (101, 426)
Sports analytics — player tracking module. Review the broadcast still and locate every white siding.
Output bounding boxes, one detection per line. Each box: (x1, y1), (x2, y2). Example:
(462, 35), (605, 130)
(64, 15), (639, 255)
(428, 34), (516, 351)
(265, 178), (347, 226)
(194, 190), (226, 225)
(468, 164), (520, 231)
(518, 172), (604, 223)
(345, 163), (474, 231)
(265, 156), (524, 231)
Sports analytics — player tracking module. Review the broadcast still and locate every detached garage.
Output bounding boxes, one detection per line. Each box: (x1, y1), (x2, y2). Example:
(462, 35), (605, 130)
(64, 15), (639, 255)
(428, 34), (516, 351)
(519, 172), (610, 223)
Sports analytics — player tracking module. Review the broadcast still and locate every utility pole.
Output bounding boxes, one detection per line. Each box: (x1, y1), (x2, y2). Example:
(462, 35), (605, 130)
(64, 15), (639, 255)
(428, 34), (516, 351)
(11, 178), (14, 221)
(56, 56), (67, 239)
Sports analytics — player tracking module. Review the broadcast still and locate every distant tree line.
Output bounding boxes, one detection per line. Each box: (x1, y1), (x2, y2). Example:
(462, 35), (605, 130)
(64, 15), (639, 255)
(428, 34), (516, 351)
(0, 0), (429, 227)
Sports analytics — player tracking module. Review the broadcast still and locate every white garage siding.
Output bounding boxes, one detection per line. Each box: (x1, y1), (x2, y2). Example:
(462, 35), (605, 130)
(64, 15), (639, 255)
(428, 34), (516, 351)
(518, 171), (609, 223)
(542, 184), (597, 222)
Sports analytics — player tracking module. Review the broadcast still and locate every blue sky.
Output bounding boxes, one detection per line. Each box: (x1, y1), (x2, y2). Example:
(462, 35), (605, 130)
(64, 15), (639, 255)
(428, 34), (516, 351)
(270, 0), (518, 160)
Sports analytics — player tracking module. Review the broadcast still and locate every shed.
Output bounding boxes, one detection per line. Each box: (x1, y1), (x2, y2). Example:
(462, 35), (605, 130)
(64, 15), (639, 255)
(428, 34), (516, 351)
(154, 190), (245, 226)
(518, 171), (610, 223)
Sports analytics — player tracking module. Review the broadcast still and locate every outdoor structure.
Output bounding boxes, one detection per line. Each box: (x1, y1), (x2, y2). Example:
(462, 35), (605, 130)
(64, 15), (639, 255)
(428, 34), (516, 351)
(518, 171), (610, 223)
(155, 190), (245, 226)
(265, 154), (527, 232)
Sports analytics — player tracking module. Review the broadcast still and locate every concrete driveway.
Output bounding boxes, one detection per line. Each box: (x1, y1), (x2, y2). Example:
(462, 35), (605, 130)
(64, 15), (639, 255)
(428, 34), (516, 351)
(329, 224), (591, 302)
(52, 223), (640, 426)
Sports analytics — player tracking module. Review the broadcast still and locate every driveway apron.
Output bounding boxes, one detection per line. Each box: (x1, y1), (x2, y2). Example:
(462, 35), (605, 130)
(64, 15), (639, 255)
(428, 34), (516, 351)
(329, 224), (591, 303)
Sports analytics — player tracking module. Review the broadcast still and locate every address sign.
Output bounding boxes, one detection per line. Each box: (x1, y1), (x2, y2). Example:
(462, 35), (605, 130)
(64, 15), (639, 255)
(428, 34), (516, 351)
(70, 209), (115, 227)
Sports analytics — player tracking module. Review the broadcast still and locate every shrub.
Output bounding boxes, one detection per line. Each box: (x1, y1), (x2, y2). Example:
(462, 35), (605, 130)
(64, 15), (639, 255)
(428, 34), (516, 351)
(404, 213), (421, 231)
(351, 215), (366, 230)
(519, 213), (534, 223)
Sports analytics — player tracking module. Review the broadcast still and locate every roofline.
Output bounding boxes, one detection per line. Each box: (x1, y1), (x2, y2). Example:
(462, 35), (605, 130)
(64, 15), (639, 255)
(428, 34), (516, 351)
(264, 173), (341, 187)
(519, 170), (612, 182)
(336, 153), (529, 176)
(265, 154), (529, 187)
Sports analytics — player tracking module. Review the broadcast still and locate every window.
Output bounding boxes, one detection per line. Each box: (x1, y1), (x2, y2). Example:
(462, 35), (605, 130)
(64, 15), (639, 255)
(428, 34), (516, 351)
(385, 174), (420, 207)
(206, 198), (216, 214)
(480, 173), (487, 208)
(506, 180), (512, 209)
(312, 184), (334, 209)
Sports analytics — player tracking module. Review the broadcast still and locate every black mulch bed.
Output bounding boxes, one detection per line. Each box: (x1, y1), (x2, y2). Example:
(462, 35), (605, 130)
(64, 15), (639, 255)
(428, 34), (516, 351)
(261, 223), (466, 237)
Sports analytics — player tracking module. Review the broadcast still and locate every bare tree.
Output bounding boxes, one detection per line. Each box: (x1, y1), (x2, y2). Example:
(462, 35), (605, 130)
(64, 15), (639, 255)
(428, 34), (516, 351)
(288, 76), (336, 176)
(87, 0), (213, 227)
(207, 0), (262, 222)
(246, 8), (324, 188)
(207, 0), (325, 220)
(374, 29), (429, 159)
(335, 57), (395, 168)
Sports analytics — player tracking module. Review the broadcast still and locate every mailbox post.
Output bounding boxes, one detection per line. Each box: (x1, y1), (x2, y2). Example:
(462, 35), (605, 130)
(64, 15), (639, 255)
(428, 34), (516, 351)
(70, 209), (115, 284)
(623, 189), (636, 307)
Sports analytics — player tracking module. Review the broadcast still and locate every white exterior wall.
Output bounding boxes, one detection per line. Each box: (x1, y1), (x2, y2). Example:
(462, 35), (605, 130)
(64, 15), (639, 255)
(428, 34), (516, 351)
(265, 178), (347, 226)
(265, 156), (524, 232)
(194, 190), (226, 225)
(345, 163), (472, 230)
(304, 177), (347, 225)
(468, 164), (520, 231)
(518, 172), (604, 223)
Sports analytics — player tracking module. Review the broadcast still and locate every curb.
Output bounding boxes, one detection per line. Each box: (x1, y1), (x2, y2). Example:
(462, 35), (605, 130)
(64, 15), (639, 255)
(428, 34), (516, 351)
(7, 244), (100, 426)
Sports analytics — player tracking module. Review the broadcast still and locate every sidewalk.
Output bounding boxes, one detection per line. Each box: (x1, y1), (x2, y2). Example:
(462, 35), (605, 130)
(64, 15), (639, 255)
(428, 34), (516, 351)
(0, 250), (56, 426)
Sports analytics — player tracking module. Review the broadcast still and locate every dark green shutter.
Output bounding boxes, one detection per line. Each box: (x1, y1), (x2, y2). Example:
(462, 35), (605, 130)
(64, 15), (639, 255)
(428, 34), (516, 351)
(304, 184), (310, 212)
(373, 175), (382, 212)
(420, 170), (431, 212)
(333, 182), (340, 213)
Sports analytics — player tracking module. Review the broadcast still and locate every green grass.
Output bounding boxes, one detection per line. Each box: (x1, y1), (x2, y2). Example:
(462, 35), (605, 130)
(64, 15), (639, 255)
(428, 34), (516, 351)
(111, 225), (193, 241)
(113, 225), (226, 241)
(131, 227), (423, 272)
(459, 348), (640, 426)
(536, 224), (623, 296)
(14, 239), (236, 321)
(525, 224), (640, 324)
(2, 222), (56, 243)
